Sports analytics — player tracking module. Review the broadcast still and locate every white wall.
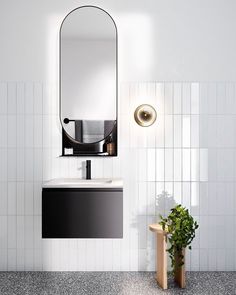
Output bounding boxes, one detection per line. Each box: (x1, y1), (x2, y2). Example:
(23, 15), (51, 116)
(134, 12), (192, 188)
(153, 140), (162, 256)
(0, 0), (236, 271)
(1, 0), (236, 82)
(0, 81), (236, 271)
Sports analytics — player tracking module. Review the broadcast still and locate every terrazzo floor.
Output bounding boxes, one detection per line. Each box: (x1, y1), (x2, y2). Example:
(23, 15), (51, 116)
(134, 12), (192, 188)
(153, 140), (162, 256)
(0, 272), (235, 295)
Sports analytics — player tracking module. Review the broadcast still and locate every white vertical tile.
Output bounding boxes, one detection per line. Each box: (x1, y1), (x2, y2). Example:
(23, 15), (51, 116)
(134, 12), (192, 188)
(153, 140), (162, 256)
(16, 249), (25, 271)
(0, 183), (7, 215)
(155, 182), (165, 217)
(25, 216), (34, 249)
(199, 249), (208, 271)
(34, 249), (42, 271)
(138, 215), (147, 249)
(216, 249), (226, 271)
(0, 82), (7, 114)
(191, 182), (199, 215)
(16, 82), (25, 114)
(24, 182), (34, 215)
(156, 114), (164, 147)
(199, 83), (208, 114)
(25, 249), (34, 271)
(165, 115), (173, 147)
(138, 182), (147, 215)
(34, 216), (42, 249)
(16, 182), (24, 215)
(164, 82), (173, 114)
(34, 82), (43, 115)
(191, 115), (199, 148)
(25, 115), (34, 148)
(8, 182), (16, 215)
(138, 149), (147, 181)
(103, 240), (113, 271)
(174, 149), (181, 181)
(173, 83), (182, 114)
(183, 149), (190, 181)
(25, 82), (34, 114)
(34, 183), (41, 216)
(173, 115), (182, 147)
(7, 115), (17, 148)
(16, 115), (25, 148)
(34, 149), (43, 181)
(191, 249), (199, 271)
(8, 216), (16, 248)
(191, 83), (199, 114)
(156, 82), (164, 114)
(199, 183), (208, 215)
(0, 216), (7, 249)
(0, 150), (7, 181)
(7, 83), (17, 114)
(17, 149), (24, 181)
(207, 83), (217, 114)
(25, 149), (34, 181)
(147, 149), (155, 181)
(208, 149), (217, 181)
(200, 149), (208, 181)
(182, 83), (191, 114)
(191, 149), (199, 181)
(165, 149), (173, 181)
(182, 115), (190, 147)
(7, 149), (17, 181)
(34, 115), (43, 148)
(156, 149), (164, 181)
(173, 182), (182, 204)
(8, 249), (16, 271)
(216, 83), (226, 114)
(182, 182), (191, 210)
(0, 249), (7, 270)
(17, 216), (25, 249)
(164, 182), (174, 214)
(147, 182), (155, 216)
(0, 115), (7, 148)
(146, 124), (156, 148)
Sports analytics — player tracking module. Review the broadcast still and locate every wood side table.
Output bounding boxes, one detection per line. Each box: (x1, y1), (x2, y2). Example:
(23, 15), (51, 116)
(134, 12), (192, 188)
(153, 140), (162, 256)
(149, 223), (186, 289)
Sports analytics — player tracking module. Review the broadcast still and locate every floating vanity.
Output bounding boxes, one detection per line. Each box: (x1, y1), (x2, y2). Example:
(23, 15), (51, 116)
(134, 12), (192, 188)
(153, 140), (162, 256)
(42, 178), (123, 239)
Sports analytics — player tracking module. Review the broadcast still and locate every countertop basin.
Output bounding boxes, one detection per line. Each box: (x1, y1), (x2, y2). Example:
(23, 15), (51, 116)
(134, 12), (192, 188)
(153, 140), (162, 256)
(42, 178), (123, 189)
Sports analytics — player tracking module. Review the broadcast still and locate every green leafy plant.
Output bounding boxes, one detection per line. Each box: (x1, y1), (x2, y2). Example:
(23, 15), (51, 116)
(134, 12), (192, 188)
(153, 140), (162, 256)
(159, 204), (199, 271)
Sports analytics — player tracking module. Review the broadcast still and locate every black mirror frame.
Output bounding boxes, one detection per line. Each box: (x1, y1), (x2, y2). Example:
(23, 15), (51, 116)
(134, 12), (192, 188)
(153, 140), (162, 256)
(59, 5), (118, 157)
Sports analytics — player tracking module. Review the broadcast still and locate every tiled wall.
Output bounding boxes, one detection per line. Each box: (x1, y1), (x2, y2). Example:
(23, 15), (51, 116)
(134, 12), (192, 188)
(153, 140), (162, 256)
(0, 81), (236, 271)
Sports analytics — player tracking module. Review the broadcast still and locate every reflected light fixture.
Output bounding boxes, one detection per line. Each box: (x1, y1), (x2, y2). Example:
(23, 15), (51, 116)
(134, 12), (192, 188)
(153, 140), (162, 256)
(134, 104), (157, 127)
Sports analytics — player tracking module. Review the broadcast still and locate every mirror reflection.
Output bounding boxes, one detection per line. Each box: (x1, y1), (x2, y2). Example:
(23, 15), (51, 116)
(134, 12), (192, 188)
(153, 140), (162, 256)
(60, 6), (117, 144)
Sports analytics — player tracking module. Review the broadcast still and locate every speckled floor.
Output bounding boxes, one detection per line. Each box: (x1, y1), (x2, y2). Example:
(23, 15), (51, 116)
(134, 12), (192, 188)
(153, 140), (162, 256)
(0, 272), (235, 295)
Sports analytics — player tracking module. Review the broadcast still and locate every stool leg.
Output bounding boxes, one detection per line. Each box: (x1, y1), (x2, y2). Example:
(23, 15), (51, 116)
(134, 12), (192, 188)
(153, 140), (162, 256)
(174, 248), (186, 288)
(156, 232), (167, 289)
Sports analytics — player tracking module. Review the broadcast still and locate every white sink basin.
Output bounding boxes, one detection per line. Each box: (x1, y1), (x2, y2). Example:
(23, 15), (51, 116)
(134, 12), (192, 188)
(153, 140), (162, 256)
(42, 178), (123, 189)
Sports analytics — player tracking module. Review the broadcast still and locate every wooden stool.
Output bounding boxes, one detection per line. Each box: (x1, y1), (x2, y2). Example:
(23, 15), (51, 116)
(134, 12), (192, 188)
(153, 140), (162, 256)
(149, 224), (185, 289)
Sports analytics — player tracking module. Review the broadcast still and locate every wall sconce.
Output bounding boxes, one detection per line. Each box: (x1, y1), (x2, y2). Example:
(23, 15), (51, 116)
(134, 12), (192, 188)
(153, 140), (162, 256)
(134, 104), (157, 127)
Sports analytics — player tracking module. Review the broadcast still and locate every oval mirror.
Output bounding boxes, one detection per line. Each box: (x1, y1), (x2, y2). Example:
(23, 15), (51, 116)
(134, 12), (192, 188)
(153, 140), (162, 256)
(60, 6), (117, 144)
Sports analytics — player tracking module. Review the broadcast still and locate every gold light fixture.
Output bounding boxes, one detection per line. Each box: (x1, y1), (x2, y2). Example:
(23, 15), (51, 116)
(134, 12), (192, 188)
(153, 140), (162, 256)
(134, 104), (157, 127)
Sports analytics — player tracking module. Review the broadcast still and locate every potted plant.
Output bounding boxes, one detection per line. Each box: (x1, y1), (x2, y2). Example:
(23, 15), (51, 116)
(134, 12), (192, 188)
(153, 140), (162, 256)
(159, 204), (198, 286)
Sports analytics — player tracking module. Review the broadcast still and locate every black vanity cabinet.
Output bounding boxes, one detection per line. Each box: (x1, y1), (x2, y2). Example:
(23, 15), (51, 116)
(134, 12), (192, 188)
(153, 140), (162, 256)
(42, 188), (123, 238)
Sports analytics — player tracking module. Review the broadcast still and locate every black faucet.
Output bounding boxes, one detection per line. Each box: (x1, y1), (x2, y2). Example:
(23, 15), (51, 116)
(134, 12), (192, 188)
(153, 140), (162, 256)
(86, 160), (91, 180)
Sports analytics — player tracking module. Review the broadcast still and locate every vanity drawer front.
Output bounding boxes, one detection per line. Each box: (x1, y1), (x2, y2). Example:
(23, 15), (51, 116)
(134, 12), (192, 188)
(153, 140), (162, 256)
(42, 188), (123, 238)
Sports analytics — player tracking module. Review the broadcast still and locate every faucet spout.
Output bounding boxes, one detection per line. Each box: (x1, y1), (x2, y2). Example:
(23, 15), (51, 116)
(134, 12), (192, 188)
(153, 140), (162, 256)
(86, 160), (91, 179)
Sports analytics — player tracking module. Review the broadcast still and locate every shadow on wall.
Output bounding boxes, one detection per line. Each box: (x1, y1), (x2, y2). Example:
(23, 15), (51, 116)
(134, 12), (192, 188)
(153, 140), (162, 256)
(155, 190), (177, 221)
(132, 190), (178, 271)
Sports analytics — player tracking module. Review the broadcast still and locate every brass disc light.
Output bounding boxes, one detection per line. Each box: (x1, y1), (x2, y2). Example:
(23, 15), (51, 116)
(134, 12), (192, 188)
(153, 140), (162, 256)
(134, 104), (157, 127)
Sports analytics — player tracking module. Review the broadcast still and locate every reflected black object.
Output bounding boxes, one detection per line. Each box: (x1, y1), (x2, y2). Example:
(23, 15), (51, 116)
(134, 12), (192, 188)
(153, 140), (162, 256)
(64, 118), (78, 124)
(86, 160), (91, 179)
(61, 121), (117, 156)
(42, 188), (123, 238)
